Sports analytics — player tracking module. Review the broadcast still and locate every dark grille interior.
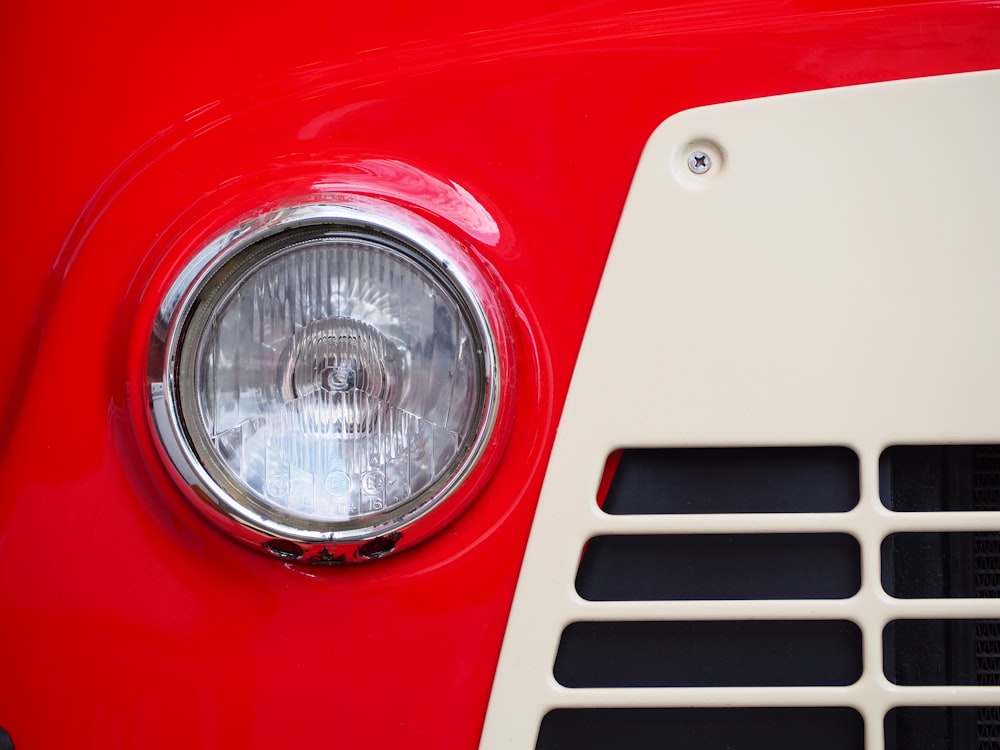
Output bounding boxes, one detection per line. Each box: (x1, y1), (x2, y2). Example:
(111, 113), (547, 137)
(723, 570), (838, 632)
(885, 619), (1000, 688)
(978, 621), (1000, 686)
(536, 707), (864, 750)
(980, 707), (1000, 746)
(601, 446), (859, 514)
(554, 620), (862, 688)
(576, 533), (860, 600)
(977, 534), (1000, 597)
(880, 445), (1000, 512)
(885, 619), (980, 685)
(884, 707), (1000, 749)
(884, 532), (1000, 598)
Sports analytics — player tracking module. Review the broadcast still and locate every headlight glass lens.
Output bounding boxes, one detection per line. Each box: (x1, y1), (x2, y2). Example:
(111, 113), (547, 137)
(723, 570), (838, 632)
(151, 204), (503, 557)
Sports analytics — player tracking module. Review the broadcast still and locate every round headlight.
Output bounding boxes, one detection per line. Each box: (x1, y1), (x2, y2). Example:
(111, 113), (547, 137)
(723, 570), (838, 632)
(148, 200), (508, 562)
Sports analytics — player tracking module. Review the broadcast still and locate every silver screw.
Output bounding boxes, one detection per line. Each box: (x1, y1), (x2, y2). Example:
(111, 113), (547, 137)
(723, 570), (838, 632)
(687, 150), (712, 174)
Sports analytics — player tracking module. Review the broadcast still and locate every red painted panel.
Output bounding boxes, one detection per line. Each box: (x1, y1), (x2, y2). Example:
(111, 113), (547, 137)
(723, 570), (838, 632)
(1, 1), (998, 747)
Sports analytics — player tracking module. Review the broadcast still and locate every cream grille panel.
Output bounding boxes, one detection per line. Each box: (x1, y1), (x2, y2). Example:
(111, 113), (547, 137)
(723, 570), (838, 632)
(481, 70), (1000, 749)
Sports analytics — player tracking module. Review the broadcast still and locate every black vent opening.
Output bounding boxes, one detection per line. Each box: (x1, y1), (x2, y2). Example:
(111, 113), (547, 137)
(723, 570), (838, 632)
(883, 532), (1000, 599)
(880, 445), (1000, 512)
(536, 707), (864, 750)
(554, 620), (862, 688)
(600, 446), (859, 514)
(577, 533), (860, 601)
(884, 619), (1000, 686)
(885, 706), (1000, 750)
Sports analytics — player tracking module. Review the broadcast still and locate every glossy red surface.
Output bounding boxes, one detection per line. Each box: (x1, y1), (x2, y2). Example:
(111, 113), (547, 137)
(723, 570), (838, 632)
(1, 1), (998, 747)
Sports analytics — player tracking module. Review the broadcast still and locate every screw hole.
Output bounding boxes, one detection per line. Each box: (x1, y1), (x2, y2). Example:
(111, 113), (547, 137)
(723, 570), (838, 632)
(264, 539), (304, 560)
(357, 533), (401, 559)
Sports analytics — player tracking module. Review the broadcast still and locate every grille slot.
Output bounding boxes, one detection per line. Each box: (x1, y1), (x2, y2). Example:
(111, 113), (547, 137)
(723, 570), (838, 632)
(884, 619), (981, 685)
(536, 707), (864, 750)
(554, 620), (862, 688)
(602, 446), (859, 514)
(885, 707), (1000, 749)
(884, 532), (1000, 598)
(880, 445), (1000, 512)
(576, 533), (860, 601)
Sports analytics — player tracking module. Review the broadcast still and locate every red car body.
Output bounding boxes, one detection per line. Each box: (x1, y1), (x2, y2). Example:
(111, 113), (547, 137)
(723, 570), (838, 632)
(2, 1), (999, 747)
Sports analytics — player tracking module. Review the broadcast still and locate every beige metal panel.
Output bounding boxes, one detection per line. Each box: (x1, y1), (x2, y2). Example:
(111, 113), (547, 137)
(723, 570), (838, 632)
(481, 70), (1000, 750)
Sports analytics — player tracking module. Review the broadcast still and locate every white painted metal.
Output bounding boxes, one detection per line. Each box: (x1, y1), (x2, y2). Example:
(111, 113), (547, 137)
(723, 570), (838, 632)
(480, 70), (1000, 749)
